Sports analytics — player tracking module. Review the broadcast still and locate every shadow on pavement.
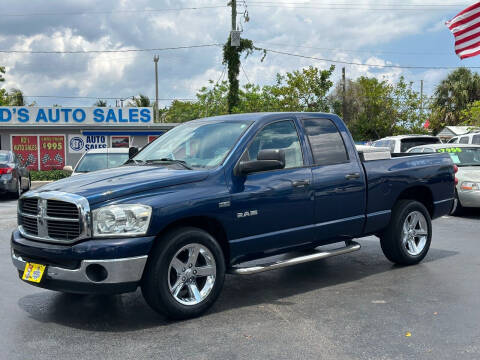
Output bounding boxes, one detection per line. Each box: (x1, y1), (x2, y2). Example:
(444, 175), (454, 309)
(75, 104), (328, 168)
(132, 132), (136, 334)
(17, 240), (457, 332)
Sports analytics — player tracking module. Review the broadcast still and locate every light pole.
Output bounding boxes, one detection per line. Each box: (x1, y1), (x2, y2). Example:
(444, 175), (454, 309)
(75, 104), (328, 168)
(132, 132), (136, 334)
(153, 55), (159, 122)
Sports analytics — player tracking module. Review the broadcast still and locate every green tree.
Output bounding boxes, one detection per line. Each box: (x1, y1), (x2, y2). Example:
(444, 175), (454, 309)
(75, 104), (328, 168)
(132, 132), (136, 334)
(460, 100), (480, 127)
(429, 68), (480, 133)
(129, 94), (152, 107)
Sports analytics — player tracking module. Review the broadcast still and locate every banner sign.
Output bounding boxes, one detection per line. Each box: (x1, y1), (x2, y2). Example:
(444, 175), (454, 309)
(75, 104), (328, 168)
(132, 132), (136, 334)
(11, 135), (39, 170)
(0, 107), (153, 126)
(111, 136), (130, 148)
(39, 135), (65, 170)
(68, 134), (108, 153)
(148, 135), (160, 143)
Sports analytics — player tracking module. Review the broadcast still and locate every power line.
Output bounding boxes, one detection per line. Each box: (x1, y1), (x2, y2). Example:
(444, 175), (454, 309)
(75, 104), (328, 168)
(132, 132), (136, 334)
(241, 62), (251, 83)
(244, 4), (465, 11)
(0, 43), (222, 54)
(1, 6), (228, 17)
(246, 1), (468, 6)
(261, 47), (480, 69)
(22, 95), (196, 101)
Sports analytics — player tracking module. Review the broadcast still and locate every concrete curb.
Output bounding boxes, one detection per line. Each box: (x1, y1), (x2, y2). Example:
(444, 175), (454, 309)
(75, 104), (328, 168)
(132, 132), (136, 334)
(31, 181), (53, 190)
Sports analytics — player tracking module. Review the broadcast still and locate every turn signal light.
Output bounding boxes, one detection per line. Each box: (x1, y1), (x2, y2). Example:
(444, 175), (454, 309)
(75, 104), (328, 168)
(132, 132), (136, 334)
(0, 167), (13, 175)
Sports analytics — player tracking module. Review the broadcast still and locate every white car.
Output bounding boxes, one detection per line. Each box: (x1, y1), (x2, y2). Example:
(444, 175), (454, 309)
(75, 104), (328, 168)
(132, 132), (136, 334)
(64, 148), (130, 176)
(447, 131), (480, 145)
(372, 135), (441, 153)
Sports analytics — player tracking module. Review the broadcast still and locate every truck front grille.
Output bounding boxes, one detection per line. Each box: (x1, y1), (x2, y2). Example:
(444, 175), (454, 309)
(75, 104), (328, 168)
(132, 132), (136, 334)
(18, 192), (90, 244)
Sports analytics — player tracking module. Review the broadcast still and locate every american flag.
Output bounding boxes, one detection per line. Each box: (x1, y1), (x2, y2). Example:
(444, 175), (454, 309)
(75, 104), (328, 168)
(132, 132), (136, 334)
(446, 2), (480, 59)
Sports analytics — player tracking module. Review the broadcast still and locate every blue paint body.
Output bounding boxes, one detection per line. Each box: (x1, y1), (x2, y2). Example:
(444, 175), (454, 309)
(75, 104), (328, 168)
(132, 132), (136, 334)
(12, 113), (455, 266)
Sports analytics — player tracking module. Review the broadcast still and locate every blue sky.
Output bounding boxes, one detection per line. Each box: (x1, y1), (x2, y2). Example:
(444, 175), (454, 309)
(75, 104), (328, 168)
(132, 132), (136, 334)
(0, 1), (477, 107)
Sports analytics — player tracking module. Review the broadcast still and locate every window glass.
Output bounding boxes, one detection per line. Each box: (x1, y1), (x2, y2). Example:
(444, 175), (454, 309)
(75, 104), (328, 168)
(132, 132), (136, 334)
(448, 137), (458, 143)
(400, 137), (441, 152)
(459, 136), (469, 144)
(472, 135), (480, 145)
(0, 152), (10, 162)
(75, 153), (129, 173)
(423, 148), (434, 153)
(409, 148), (423, 153)
(246, 120), (303, 169)
(302, 118), (348, 166)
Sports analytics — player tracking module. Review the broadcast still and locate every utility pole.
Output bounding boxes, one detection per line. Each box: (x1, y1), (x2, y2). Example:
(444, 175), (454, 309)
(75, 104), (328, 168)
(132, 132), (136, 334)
(153, 55), (160, 122)
(231, 0), (237, 33)
(342, 67), (347, 123)
(420, 79), (424, 118)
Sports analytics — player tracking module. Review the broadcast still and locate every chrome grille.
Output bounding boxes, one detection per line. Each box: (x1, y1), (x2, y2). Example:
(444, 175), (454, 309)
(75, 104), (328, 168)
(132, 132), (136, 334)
(20, 198), (38, 215)
(18, 191), (91, 244)
(46, 200), (79, 219)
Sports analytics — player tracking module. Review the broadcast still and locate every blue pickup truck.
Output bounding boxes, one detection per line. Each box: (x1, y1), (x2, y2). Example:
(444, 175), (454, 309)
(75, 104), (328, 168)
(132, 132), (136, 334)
(12, 112), (455, 319)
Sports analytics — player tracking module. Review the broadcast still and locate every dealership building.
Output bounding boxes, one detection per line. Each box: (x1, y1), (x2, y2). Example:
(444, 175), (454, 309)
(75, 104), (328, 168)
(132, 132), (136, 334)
(0, 106), (176, 170)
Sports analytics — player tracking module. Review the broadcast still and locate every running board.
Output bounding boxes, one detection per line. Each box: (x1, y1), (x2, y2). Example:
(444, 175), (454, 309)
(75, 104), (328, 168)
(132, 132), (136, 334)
(228, 241), (361, 275)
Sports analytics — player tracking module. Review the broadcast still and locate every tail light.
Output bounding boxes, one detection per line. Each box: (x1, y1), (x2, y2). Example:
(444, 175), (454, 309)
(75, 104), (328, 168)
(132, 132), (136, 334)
(0, 167), (13, 175)
(453, 164), (459, 185)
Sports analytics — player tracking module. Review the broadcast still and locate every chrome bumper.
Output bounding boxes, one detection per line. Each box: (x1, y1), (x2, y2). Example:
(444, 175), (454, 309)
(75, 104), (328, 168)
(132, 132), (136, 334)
(12, 250), (148, 285)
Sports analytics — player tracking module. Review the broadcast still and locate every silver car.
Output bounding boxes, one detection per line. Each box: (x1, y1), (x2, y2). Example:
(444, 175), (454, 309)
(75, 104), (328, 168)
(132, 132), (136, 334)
(407, 144), (480, 214)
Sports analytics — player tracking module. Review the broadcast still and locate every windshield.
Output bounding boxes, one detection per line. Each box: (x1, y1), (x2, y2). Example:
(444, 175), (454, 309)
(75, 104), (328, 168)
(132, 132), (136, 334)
(0, 153), (10, 162)
(75, 153), (129, 173)
(134, 120), (251, 169)
(436, 147), (480, 166)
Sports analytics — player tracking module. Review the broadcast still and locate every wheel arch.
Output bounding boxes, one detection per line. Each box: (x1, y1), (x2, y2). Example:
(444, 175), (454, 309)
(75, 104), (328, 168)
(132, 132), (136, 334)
(395, 185), (434, 217)
(153, 216), (230, 265)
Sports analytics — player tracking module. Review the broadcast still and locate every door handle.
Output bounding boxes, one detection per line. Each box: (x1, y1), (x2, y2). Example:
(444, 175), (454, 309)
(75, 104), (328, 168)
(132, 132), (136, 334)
(345, 173), (361, 180)
(292, 179), (310, 187)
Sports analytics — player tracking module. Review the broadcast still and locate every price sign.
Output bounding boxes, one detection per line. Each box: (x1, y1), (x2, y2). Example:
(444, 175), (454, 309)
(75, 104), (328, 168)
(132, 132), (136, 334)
(39, 135), (65, 170)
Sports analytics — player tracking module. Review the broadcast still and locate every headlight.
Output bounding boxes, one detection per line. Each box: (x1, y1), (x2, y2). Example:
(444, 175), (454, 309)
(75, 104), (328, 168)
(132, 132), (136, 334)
(460, 181), (480, 191)
(92, 204), (152, 237)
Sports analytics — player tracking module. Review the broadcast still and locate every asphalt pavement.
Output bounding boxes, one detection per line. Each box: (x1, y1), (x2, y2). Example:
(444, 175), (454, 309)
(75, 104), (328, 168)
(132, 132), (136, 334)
(0, 196), (479, 360)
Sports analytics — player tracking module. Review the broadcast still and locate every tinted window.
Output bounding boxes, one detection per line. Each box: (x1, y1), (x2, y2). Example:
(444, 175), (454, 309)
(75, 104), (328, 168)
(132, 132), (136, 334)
(246, 120), (303, 169)
(472, 135), (480, 145)
(409, 148), (423, 153)
(448, 137), (458, 143)
(400, 137), (440, 152)
(0, 153), (10, 162)
(459, 136), (469, 144)
(75, 153), (129, 173)
(302, 118), (348, 166)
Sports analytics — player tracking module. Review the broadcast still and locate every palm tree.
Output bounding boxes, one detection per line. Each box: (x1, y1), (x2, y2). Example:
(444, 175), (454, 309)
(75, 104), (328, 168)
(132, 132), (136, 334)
(8, 88), (24, 106)
(94, 99), (107, 107)
(129, 94), (151, 107)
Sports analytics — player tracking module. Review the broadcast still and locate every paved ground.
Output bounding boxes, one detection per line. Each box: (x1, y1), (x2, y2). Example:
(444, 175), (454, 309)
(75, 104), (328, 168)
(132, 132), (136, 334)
(0, 196), (479, 360)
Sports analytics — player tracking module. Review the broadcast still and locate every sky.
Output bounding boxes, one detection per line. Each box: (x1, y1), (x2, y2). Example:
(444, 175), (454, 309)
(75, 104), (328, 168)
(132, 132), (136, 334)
(0, 0), (478, 107)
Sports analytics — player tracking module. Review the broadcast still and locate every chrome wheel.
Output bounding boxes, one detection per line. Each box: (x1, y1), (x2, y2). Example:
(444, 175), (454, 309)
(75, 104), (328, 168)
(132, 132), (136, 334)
(402, 211), (428, 256)
(168, 243), (216, 306)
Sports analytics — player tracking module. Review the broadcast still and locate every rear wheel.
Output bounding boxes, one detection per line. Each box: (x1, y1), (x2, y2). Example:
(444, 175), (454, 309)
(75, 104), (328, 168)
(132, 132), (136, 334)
(141, 227), (225, 320)
(380, 200), (432, 265)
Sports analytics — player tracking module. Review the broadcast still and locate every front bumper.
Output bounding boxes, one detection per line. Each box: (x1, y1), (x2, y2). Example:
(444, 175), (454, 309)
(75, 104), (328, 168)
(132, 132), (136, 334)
(458, 190), (480, 208)
(11, 230), (155, 294)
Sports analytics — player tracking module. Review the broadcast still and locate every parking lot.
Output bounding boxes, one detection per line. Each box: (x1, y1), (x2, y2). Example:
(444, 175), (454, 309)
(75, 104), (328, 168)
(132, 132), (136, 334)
(0, 197), (479, 360)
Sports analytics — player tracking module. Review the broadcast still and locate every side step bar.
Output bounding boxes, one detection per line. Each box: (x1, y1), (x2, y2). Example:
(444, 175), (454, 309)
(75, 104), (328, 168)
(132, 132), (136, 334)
(228, 241), (361, 275)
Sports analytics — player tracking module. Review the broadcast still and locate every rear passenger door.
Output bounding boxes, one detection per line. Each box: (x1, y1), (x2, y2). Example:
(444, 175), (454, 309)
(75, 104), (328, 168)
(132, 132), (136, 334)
(301, 118), (366, 243)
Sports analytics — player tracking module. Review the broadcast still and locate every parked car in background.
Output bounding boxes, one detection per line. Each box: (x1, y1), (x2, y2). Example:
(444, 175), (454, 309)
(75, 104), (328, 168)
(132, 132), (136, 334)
(63, 148), (130, 176)
(447, 131), (480, 145)
(407, 144), (480, 214)
(0, 150), (31, 198)
(373, 135), (441, 153)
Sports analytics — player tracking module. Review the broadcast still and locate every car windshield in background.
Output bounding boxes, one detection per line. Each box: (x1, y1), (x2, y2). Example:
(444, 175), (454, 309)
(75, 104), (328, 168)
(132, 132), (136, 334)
(0, 153), (10, 162)
(436, 147), (480, 166)
(400, 138), (440, 152)
(134, 120), (251, 169)
(75, 153), (129, 173)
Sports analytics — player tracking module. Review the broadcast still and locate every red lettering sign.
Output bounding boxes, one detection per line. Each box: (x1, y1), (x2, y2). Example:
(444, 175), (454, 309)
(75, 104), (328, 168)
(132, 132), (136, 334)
(11, 136), (39, 170)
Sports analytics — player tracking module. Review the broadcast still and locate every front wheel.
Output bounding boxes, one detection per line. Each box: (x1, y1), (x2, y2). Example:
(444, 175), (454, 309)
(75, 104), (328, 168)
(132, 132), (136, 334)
(142, 227), (225, 320)
(380, 200), (432, 266)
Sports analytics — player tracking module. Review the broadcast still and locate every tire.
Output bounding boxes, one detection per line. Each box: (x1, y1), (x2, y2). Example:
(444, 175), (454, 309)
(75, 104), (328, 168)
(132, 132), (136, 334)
(450, 190), (463, 216)
(12, 178), (22, 199)
(141, 227), (225, 320)
(380, 200), (432, 266)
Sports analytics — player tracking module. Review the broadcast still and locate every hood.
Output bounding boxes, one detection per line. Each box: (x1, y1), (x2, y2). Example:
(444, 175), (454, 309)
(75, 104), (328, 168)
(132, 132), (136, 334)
(37, 165), (210, 205)
(457, 166), (480, 182)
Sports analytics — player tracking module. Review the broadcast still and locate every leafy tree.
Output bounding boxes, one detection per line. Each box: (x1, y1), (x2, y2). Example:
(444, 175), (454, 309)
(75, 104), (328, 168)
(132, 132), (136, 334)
(129, 94), (152, 107)
(460, 100), (480, 127)
(429, 68), (480, 133)
(94, 99), (107, 107)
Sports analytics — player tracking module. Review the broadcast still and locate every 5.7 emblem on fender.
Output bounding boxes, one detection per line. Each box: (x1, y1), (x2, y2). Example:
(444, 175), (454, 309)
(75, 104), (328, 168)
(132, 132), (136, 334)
(237, 210), (258, 218)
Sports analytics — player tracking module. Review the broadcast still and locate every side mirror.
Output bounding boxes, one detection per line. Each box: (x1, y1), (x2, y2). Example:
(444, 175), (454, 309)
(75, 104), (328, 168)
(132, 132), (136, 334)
(236, 149), (285, 176)
(63, 165), (73, 173)
(129, 146), (139, 159)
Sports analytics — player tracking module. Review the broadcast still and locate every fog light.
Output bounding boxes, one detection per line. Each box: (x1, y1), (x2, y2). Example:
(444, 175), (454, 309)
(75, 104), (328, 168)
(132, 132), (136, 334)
(85, 264), (108, 282)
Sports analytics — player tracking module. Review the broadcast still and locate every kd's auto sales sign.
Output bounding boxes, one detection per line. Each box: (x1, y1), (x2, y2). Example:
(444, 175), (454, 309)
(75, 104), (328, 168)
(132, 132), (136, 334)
(68, 134), (108, 153)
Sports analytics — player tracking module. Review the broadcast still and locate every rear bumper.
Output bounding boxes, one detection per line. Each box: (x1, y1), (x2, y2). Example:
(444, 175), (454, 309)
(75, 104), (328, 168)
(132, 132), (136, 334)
(0, 176), (16, 193)
(11, 230), (155, 294)
(458, 190), (480, 208)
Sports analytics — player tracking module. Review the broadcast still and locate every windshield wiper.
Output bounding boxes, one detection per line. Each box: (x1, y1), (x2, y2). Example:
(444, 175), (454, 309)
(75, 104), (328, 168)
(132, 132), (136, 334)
(145, 158), (193, 170)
